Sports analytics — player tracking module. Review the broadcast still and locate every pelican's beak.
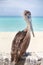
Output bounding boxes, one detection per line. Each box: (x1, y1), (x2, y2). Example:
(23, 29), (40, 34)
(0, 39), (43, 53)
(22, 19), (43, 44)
(30, 21), (35, 37)
(24, 10), (35, 37)
(27, 15), (35, 37)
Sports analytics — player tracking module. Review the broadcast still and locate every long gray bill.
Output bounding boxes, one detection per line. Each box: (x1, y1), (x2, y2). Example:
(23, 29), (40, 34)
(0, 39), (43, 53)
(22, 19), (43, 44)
(30, 22), (35, 37)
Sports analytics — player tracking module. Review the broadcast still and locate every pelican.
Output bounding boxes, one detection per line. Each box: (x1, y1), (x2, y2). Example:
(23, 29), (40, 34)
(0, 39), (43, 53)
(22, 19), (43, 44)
(11, 10), (35, 64)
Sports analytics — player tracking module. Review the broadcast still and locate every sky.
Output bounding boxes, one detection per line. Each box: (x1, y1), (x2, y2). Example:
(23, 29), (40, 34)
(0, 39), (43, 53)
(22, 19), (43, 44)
(0, 0), (43, 16)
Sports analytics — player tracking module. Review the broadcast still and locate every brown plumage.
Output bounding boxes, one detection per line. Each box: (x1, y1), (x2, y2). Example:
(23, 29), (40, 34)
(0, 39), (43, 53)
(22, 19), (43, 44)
(11, 10), (34, 64)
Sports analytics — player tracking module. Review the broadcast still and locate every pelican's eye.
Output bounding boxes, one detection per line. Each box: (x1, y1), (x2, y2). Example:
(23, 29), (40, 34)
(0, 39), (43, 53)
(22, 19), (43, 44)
(27, 15), (31, 19)
(25, 13), (27, 15)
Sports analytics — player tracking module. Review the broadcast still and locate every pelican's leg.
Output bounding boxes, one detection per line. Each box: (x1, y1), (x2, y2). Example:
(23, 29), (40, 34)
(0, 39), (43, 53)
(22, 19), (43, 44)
(23, 52), (31, 57)
(25, 52), (28, 56)
(23, 52), (27, 56)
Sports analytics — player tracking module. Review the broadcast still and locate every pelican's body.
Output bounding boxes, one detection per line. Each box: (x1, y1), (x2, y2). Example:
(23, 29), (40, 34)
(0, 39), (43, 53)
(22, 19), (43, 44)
(11, 10), (34, 64)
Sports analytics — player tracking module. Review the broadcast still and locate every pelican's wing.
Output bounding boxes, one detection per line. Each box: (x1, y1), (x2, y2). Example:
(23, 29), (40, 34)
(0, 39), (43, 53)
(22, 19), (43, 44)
(18, 32), (31, 56)
(11, 31), (27, 51)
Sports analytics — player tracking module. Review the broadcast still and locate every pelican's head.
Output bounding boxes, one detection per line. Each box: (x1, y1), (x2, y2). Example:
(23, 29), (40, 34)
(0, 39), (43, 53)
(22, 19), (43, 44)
(24, 10), (32, 25)
(24, 10), (35, 37)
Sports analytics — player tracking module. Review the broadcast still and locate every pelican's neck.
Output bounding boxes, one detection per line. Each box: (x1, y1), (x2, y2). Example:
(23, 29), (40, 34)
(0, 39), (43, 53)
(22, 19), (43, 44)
(24, 15), (31, 32)
(24, 24), (30, 33)
(27, 24), (30, 32)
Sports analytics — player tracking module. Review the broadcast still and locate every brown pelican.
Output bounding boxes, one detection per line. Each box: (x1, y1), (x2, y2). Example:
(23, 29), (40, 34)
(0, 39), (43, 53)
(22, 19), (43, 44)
(11, 10), (35, 64)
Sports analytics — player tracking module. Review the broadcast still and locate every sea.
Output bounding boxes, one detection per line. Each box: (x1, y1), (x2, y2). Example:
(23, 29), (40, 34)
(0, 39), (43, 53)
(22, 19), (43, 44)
(0, 16), (43, 32)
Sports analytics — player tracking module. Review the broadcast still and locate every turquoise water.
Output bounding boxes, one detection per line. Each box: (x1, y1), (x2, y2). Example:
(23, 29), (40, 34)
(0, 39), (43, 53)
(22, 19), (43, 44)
(0, 16), (43, 32)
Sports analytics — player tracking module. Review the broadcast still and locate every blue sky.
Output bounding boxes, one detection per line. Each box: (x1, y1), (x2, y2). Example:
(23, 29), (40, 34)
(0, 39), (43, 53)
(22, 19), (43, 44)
(0, 0), (43, 16)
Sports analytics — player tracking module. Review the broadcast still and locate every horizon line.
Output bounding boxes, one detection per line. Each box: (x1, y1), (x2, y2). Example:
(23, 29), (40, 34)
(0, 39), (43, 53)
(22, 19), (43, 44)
(0, 16), (43, 17)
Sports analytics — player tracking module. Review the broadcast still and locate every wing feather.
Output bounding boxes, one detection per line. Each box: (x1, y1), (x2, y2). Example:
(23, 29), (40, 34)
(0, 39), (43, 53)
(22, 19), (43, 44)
(11, 31), (27, 52)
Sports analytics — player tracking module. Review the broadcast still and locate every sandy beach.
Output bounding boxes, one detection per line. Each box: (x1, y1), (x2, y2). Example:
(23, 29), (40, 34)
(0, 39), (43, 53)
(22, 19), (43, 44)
(0, 32), (43, 65)
(0, 31), (43, 53)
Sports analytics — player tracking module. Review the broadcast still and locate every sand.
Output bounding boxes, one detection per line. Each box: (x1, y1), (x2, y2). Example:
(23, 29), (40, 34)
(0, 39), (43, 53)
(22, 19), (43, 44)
(0, 31), (43, 54)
